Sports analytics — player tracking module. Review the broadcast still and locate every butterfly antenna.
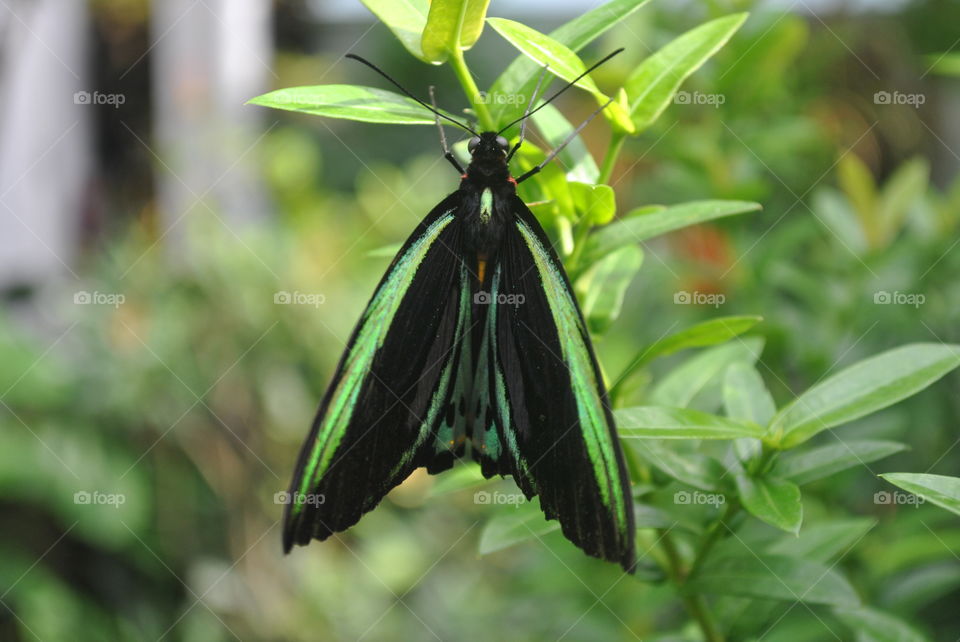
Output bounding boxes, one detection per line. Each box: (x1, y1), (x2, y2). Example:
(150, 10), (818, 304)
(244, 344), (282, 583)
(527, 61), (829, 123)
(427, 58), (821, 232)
(497, 48), (624, 135)
(346, 54), (478, 136)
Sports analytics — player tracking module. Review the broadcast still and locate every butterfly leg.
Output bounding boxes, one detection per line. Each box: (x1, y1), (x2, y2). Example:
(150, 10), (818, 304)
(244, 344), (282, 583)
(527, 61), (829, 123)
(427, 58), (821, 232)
(430, 86), (466, 175)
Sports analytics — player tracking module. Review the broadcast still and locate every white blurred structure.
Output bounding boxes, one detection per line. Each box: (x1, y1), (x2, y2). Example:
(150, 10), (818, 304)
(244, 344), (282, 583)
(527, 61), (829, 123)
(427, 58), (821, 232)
(0, 0), (92, 286)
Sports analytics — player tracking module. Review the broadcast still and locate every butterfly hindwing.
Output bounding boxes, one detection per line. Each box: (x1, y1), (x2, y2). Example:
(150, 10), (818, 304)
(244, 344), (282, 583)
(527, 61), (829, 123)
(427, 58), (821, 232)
(484, 196), (636, 571)
(283, 193), (472, 551)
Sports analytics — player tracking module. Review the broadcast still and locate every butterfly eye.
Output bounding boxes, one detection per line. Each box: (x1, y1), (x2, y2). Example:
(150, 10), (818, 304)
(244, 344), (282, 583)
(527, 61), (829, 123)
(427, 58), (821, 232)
(496, 135), (509, 150)
(467, 136), (481, 153)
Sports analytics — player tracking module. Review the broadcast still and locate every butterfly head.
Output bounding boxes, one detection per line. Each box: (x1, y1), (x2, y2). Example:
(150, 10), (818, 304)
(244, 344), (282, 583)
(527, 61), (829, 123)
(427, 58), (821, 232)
(466, 132), (511, 179)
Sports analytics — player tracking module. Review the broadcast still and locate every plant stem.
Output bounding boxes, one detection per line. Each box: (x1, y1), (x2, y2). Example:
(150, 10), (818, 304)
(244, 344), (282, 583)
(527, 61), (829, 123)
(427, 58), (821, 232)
(450, 48), (493, 131)
(598, 130), (626, 184)
(659, 531), (724, 642)
(688, 500), (740, 579)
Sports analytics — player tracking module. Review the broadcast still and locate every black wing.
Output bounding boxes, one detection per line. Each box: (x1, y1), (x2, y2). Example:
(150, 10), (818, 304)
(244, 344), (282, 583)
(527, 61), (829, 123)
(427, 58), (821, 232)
(283, 193), (472, 551)
(483, 195), (636, 571)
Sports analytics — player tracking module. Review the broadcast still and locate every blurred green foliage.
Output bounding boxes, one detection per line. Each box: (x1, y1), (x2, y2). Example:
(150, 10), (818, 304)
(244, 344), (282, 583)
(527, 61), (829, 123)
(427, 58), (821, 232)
(3, 0), (960, 641)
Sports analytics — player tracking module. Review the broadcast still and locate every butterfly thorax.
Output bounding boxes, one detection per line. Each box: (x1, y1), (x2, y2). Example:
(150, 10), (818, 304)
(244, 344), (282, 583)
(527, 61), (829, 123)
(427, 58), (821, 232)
(459, 132), (516, 257)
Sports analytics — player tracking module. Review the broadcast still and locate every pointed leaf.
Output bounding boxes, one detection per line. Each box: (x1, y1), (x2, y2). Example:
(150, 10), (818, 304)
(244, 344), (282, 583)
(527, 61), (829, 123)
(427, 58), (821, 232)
(582, 200), (761, 268)
(724, 361), (776, 427)
(629, 440), (727, 491)
(360, 0), (430, 62)
(488, 0), (653, 126)
(577, 245), (642, 334)
(421, 0), (491, 62)
(769, 343), (960, 448)
(767, 518), (876, 562)
(617, 406), (764, 440)
(650, 338), (764, 408)
(690, 554), (860, 606)
(486, 18), (603, 96)
(626, 13), (747, 133)
(778, 440), (907, 486)
(834, 607), (928, 642)
(614, 317), (762, 394)
(880, 473), (960, 517)
(737, 474), (802, 533)
(248, 85), (450, 125)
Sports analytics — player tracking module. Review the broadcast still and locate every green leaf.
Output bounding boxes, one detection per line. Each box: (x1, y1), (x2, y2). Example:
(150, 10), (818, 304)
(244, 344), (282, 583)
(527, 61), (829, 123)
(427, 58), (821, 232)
(486, 18), (603, 96)
(879, 473), (960, 517)
(616, 406), (764, 440)
(767, 518), (876, 562)
(737, 474), (802, 533)
(478, 499), (559, 555)
(628, 441), (727, 491)
(488, 0), (653, 126)
(421, 0), (490, 63)
(813, 187), (868, 254)
(927, 52), (960, 76)
(576, 245), (642, 334)
(653, 316), (763, 368)
(530, 104), (599, 183)
(769, 343), (960, 449)
(877, 157), (929, 243)
(625, 13), (748, 133)
(723, 361), (776, 426)
(359, 0), (430, 62)
(428, 462), (490, 496)
(834, 607), (928, 642)
(570, 182), (616, 225)
(248, 85), (449, 125)
(650, 338), (764, 408)
(613, 317), (762, 397)
(838, 153), (877, 224)
(689, 554), (860, 606)
(724, 362), (775, 463)
(777, 440), (907, 486)
(582, 200), (761, 268)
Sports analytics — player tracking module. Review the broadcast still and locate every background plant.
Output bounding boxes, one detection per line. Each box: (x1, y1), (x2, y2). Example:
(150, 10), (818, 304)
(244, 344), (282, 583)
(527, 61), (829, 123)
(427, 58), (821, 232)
(2, 1), (960, 640)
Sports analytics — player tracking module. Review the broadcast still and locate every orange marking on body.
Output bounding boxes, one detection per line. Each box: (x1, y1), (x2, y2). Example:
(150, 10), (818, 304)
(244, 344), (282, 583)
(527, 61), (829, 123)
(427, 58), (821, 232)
(477, 252), (488, 284)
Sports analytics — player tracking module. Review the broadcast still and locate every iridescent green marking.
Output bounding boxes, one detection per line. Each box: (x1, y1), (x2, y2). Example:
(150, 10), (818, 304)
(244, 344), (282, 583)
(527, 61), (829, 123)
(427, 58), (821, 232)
(515, 220), (626, 534)
(487, 266), (530, 481)
(292, 212), (456, 515)
(480, 188), (493, 223)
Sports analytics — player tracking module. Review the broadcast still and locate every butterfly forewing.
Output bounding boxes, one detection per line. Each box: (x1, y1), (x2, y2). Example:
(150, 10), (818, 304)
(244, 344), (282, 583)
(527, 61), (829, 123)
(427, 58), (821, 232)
(283, 194), (472, 550)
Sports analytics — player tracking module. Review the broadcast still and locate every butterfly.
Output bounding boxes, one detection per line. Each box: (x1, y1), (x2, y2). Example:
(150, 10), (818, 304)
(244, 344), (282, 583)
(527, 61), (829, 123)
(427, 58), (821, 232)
(282, 50), (636, 572)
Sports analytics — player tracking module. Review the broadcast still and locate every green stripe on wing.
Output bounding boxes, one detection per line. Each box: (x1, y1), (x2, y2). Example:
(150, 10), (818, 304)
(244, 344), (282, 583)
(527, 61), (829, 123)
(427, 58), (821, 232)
(514, 219), (629, 537)
(292, 211), (457, 516)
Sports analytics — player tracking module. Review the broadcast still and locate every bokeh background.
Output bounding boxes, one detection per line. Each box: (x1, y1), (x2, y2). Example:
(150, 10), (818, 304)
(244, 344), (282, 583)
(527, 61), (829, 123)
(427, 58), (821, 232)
(1, 0), (959, 640)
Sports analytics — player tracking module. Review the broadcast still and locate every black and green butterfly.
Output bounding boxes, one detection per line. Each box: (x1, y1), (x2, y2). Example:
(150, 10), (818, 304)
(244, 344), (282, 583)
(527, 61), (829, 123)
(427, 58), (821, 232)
(282, 51), (636, 572)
